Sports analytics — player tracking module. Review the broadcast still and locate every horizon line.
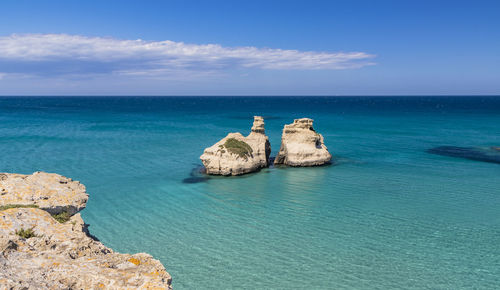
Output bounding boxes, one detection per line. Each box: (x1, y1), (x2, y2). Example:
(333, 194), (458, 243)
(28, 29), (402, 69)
(0, 94), (500, 98)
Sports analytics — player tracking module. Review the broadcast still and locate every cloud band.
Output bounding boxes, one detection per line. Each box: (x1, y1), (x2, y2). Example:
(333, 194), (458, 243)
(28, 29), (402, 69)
(0, 34), (375, 77)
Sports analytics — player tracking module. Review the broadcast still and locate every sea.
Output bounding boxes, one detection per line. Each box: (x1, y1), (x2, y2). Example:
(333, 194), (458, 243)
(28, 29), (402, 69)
(0, 96), (499, 289)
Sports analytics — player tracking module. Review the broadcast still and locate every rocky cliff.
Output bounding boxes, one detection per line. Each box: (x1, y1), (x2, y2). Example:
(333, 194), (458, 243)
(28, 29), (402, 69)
(274, 118), (332, 166)
(200, 116), (271, 175)
(0, 172), (88, 215)
(0, 172), (172, 289)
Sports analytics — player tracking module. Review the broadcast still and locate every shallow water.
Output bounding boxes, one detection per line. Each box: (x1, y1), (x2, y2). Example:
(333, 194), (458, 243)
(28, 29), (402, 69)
(1, 96), (499, 289)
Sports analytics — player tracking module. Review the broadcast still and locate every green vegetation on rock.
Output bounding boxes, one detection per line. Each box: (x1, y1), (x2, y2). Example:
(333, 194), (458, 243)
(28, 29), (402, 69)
(223, 138), (253, 159)
(51, 211), (71, 223)
(15, 227), (36, 239)
(0, 204), (72, 223)
(0, 204), (39, 211)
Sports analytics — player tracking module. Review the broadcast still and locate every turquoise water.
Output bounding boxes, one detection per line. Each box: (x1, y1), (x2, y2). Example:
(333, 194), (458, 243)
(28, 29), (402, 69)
(1, 96), (499, 289)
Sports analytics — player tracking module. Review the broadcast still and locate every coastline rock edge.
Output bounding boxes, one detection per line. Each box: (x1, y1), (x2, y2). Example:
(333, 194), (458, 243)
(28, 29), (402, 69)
(0, 171), (88, 215)
(0, 172), (172, 289)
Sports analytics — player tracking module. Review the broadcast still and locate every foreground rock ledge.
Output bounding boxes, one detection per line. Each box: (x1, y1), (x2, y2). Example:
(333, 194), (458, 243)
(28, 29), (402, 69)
(274, 118), (332, 166)
(200, 116), (271, 176)
(0, 172), (172, 289)
(0, 171), (88, 215)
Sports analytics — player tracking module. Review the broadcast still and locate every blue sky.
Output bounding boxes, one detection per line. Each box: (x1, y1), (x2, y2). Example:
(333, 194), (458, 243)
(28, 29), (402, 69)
(0, 0), (499, 95)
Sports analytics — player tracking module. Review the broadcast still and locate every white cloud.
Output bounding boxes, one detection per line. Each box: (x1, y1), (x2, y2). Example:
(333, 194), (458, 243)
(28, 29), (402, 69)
(0, 34), (375, 76)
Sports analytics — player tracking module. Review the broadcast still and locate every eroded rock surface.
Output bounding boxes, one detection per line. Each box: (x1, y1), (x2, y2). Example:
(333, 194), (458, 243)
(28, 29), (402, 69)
(0, 171), (88, 215)
(200, 116), (271, 175)
(274, 118), (332, 166)
(0, 172), (172, 289)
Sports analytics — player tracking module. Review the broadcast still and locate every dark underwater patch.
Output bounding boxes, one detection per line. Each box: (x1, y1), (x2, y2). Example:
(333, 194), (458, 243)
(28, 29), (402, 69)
(427, 146), (500, 164)
(182, 165), (209, 184)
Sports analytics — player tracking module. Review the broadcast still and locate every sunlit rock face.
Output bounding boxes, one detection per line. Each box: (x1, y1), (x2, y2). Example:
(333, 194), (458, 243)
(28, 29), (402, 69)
(274, 118), (332, 166)
(0, 172), (172, 289)
(200, 116), (271, 176)
(0, 171), (88, 215)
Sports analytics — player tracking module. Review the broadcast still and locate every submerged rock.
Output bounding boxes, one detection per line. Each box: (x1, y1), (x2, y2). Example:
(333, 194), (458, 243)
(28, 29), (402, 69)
(274, 118), (332, 166)
(427, 146), (500, 164)
(0, 172), (172, 289)
(200, 116), (271, 175)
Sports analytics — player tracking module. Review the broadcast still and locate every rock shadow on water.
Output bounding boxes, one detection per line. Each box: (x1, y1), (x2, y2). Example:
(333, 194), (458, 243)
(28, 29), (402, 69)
(189, 155), (351, 182)
(181, 164), (267, 182)
(427, 146), (500, 164)
(182, 165), (210, 184)
(190, 154), (350, 182)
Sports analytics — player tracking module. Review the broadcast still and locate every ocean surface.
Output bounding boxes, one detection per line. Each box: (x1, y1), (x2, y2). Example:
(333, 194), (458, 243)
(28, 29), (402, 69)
(1, 96), (499, 289)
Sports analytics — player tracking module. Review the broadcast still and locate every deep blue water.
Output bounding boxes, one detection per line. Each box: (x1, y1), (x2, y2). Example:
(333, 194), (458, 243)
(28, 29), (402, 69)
(1, 96), (499, 289)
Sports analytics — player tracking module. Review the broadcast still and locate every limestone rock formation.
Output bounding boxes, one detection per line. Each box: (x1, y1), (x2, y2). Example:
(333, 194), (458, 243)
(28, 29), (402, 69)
(274, 118), (332, 166)
(0, 172), (172, 289)
(200, 116), (271, 175)
(0, 171), (88, 215)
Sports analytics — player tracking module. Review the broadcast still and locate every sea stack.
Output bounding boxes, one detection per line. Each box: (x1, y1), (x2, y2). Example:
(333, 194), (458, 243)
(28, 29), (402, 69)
(0, 172), (172, 289)
(200, 116), (271, 175)
(274, 118), (332, 166)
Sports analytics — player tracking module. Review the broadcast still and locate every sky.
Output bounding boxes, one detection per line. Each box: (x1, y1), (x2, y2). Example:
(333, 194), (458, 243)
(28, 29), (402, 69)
(0, 0), (499, 96)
